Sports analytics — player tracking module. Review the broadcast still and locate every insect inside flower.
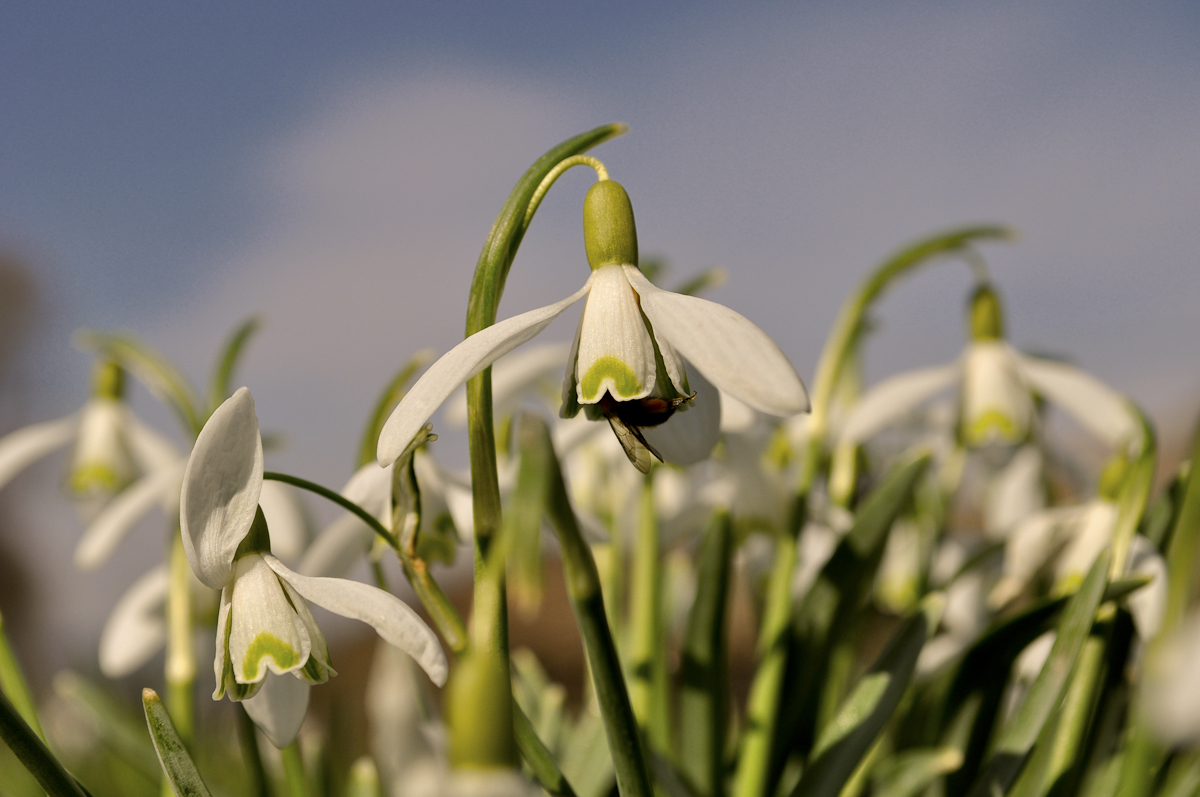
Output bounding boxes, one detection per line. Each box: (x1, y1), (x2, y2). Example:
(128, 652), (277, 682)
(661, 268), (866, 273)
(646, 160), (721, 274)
(597, 391), (696, 473)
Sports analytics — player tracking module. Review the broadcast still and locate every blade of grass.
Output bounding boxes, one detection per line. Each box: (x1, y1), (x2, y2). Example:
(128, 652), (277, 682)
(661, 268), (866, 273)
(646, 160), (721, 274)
(0, 689), (91, 797)
(141, 688), (212, 797)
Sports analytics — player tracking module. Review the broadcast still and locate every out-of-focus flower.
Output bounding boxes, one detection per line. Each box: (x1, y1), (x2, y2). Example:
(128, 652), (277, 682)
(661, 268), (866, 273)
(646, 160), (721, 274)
(838, 284), (1140, 455)
(0, 361), (181, 524)
(180, 387), (447, 746)
(377, 179), (806, 472)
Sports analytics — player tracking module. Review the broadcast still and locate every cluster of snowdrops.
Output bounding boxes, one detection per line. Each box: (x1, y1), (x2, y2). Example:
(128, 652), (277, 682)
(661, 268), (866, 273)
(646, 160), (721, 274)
(2, 124), (1200, 797)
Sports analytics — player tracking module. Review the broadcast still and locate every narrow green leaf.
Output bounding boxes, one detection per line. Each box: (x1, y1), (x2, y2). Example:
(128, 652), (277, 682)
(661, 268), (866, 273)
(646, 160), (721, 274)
(872, 748), (964, 797)
(1156, 751), (1200, 797)
(678, 510), (734, 797)
(207, 316), (263, 415)
(790, 596), (940, 797)
(141, 688), (212, 797)
(505, 423), (552, 615)
(1164, 414), (1200, 634)
(0, 608), (44, 742)
(0, 689), (90, 797)
(517, 413), (653, 797)
(74, 330), (203, 436)
(966, 550), (1111, 797)
(514, 703), (578, 797)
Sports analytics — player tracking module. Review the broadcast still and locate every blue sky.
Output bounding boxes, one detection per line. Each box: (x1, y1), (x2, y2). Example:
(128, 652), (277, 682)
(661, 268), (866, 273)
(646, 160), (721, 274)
(3, 0), (1200, 669)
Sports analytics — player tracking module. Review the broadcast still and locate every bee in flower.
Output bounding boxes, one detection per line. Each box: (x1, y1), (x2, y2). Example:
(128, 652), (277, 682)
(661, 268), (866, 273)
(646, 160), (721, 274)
(180, 387), (447, 746)
(377, 174), (808, 472)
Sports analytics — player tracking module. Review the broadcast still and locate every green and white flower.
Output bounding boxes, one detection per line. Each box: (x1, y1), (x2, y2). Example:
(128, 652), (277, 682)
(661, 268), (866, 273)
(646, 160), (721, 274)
(377, 178), (807, 470)
(0, 360), (180, 522)
(180, 387), (447, 745)
(839, 284), (1140, 454)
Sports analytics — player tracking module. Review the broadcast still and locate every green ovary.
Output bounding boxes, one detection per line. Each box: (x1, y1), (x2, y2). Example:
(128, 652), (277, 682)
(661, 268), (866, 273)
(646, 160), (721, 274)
(580, 356), (642, 401)
(242, 632), (300, 681)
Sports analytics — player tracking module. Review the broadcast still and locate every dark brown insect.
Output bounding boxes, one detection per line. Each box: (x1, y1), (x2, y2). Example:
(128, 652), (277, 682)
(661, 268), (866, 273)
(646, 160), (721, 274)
(598, 392), (696, 473)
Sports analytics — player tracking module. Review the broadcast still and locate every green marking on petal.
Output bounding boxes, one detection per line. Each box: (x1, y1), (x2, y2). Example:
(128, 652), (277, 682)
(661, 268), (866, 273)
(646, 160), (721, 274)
(966, 409), (1021, 444)
(68, 463), (130, 494)
(242, 632), (300, 681)
(580, 356), (642, 401)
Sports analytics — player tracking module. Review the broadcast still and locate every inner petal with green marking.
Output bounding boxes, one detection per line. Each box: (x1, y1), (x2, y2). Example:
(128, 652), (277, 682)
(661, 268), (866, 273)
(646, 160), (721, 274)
(241, 632), (301, 681)
(580, 356), (642, 402)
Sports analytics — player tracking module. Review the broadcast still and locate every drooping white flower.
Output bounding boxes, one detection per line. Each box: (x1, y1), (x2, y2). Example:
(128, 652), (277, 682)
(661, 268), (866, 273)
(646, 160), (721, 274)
(180, 387), (447, 746)
(0, 361), (181, 524)
(377, 178), (807, 472)
(839, 284), (1140, 455)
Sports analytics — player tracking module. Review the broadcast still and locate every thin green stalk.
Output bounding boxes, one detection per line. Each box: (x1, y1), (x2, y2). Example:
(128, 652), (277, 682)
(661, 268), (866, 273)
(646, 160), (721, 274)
(733, 530), (799, 797)
(165, 533), (195, 750)
(629, 475), (669, 752)
(0, 606), (44, 742)
(207, 316), (262, 414)
(520, 414), (652, 797)
(262, 472), (399, 550)
(1163, 413), (1200, 633)
(463, 124), (626, 660)
(281, 742), (310, 797)
(0, 689), (90, 796)
(236, 705), (271, 797)
(678, 511), (734, 797)
(801, 225), (1012, 492)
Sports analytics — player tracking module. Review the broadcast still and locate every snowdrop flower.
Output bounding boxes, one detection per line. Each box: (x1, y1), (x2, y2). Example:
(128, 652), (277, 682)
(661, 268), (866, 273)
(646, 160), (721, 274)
(377, 178), (807, 472)
(95, 482), (309, 678)
(0, 360), (180, 521)
(839, 284), (1140, 455)
(180, 387), (447, 745)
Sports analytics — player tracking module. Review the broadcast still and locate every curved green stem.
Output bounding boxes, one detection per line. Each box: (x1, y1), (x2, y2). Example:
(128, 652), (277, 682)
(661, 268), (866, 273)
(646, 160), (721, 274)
(801, 225), (1013, 493)
(262, 471), (399, 551)
(461, 124), (626, 765)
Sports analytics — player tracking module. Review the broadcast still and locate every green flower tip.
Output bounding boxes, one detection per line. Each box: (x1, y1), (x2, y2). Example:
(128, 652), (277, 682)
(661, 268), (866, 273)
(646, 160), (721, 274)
(584, 179), (638, 270)
(968, 283), (1005, 341)
(92, 359), (125, 400)
(234, 506), (273, 559)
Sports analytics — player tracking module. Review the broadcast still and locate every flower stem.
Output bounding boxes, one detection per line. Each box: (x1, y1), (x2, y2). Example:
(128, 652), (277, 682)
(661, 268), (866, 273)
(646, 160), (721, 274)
(628, 475), (669, 753)
(262, 471), (399, 551)
(281, 742), (310, 797)
(518, 414), (652, 797)
(462, 123), (627, 766)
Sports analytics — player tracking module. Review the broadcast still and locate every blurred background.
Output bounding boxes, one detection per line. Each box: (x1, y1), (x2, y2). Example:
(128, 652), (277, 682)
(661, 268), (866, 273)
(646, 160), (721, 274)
(2, 0), (1199, 699)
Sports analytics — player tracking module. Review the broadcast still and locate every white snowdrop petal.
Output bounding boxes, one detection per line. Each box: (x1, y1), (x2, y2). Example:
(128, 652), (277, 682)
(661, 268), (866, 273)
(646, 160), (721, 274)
(179, 387), (264, 588)
(378, 283), (591, 466)
(266, 556), (448, 687)
(99, 565), (169, 678)
(1018, 355), (1140, 452)
(639, 368), (721, 466)
(840, 363), (960, 444)
(982, 445), (1045, 537)
(446, 342), (572, 426)
(228, 555), (311, 684)
(0, 414), (79, 489)
(574, 264), (657, 403)
(213, 588), (233, 699)
(962, 341), (1032, 446)
(624, 266), (808, 416)
(76, 460), (186, 570)
(243, 673), (311, 749)
(124, 414), (183, 475)
(1126, 536), (1167, 642)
